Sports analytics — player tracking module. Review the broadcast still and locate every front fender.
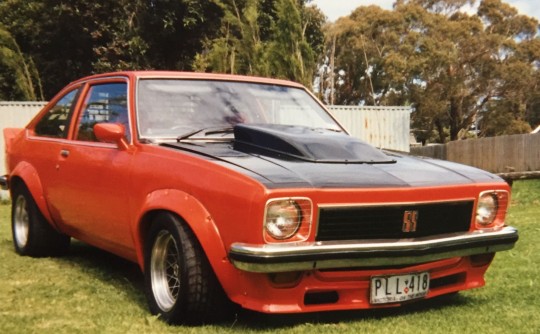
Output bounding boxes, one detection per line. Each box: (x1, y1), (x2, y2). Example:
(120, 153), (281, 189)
(134, 189), (233, 283)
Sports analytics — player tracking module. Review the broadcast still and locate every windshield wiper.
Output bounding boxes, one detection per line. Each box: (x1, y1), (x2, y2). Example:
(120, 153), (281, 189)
(176, 128), (205, 142)
(176, 127), (234, 142)
(315, 127), (343, 133)
(205, 127), (234, 136)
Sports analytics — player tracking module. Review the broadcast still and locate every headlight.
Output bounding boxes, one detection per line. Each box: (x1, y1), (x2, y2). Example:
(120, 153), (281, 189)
(476, 193), (498, 225)
(266, 200), (301, 239)
(264, 198), (312, 242)
(476, 190), (508, 229)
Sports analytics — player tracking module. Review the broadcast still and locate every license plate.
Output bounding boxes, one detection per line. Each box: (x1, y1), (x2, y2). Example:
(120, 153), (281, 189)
(370, 272), (430, 304)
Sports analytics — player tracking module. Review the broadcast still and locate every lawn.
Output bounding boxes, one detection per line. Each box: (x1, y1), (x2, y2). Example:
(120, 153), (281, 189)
(0, 180), (539, 334)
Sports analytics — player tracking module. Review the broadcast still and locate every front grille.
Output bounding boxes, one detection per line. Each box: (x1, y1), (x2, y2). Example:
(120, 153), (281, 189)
(316, 200), (474, 241)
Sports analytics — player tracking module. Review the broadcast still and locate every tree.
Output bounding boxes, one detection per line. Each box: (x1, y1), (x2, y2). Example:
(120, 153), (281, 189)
(0, 0), (97, 99)
(193, 0), (325, 87)
(138, 0), (223, 70)
(321, 6), (407, 106)
(266, 0), (317, 85)
(193, 0), (266, 75)
(0, 0), (223, 99)
(475, 0), (540, 136)
(90, 1), (149, 72)
(0, 25), (42, 100)
(322, 0), (540, 142)
(0, 0), (324, 100)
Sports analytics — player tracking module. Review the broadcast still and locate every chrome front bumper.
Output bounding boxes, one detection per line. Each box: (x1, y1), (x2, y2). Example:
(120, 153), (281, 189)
(229, 226), (518, 273)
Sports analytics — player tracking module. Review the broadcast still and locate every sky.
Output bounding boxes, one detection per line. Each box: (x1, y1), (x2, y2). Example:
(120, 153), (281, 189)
(311, 0), (540, 22)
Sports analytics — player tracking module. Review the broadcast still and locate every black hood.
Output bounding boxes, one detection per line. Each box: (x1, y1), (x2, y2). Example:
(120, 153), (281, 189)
(161, 124), (501, 189)
(233, 124), (394, 164)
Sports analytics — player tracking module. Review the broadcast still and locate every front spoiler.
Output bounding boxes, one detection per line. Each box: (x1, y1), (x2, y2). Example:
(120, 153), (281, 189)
(229, 226), (518, 273)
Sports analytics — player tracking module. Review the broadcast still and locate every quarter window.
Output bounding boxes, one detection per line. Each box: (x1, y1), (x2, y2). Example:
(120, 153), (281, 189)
(76, 82), (129, 142)
(34, 89), (79, 138)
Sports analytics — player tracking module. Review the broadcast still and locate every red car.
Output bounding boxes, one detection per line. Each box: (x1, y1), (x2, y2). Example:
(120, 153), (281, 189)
(2, 71), (518, 324)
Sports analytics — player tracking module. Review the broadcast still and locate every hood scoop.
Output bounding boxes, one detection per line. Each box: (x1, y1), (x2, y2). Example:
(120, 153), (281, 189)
(233, 124), (395, 164)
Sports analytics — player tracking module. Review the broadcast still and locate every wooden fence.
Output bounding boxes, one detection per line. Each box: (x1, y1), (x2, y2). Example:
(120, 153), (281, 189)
(410, 134), (540, 181)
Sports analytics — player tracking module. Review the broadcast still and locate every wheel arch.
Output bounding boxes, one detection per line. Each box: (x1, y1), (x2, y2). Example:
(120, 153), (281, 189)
(134, 189), (229, 279)
(9, 162), (55, 225)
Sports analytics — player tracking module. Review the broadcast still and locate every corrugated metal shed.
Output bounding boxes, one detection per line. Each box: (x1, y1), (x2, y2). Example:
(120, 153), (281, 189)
(328, 105), (413, 152)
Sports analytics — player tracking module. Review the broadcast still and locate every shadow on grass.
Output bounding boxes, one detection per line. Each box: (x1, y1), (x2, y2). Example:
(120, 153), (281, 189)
(51, 241), (473, 329)
(229, 293), (471, 329)
(56, 240), (146, 307)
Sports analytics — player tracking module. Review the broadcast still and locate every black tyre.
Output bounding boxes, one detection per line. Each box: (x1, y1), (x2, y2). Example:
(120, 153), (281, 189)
(144, 212), (230, 325)
(11, 182), (70, 257)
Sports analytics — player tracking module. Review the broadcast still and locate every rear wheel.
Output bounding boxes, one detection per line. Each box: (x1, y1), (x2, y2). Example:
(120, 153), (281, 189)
(144, 212), (230, 325)
(11, 182), (70, 257)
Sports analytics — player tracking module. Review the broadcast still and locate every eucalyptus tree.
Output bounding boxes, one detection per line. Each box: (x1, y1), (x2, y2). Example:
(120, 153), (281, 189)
(474, 0), (540, 136)
(322, 0), (540, 142)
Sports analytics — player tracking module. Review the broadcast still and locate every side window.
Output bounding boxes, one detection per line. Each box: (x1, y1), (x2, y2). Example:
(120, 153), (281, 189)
(76, 82), (129, 142)
(34, 89), (79, 138)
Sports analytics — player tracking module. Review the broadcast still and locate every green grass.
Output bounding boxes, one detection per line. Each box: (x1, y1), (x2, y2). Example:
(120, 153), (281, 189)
(1, 180), (539, 333)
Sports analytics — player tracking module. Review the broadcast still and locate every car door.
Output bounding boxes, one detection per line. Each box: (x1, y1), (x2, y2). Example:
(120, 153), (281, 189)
(47, 80), (135, 257)
(25, 87), (81, 226)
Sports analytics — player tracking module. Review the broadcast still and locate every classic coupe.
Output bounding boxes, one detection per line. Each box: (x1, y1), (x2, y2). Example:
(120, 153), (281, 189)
(2, 71), (518, 324)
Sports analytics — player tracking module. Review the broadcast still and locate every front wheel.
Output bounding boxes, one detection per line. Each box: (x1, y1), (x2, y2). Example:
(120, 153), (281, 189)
(144, 212), (230, 325)
(11, 182), (70, 257)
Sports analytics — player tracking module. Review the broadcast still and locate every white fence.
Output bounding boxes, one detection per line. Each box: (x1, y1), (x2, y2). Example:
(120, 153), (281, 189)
(0, 102), (412, 198)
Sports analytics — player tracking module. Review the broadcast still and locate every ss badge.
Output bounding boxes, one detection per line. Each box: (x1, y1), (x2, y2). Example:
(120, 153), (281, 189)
(402, 210), (419, 232)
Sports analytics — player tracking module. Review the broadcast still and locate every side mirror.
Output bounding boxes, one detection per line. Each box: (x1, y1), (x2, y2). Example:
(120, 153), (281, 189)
(94, 123), (130, 151)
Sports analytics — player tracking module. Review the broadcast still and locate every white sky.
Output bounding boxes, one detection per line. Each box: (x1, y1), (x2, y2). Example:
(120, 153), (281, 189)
(311, 0), (540, 22)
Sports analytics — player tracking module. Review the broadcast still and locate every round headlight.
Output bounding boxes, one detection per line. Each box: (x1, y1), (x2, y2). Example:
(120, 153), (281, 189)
(476, 192), (498, 226)
(265, 200), (302, 240)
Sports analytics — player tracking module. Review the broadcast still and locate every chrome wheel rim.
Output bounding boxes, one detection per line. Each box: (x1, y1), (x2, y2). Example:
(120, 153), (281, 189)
(13, 195), (29, 248)
(150, 230), (181, 312)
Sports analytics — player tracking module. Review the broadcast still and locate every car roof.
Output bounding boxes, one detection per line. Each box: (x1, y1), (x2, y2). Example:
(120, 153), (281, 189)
(68, 71), (305, 89)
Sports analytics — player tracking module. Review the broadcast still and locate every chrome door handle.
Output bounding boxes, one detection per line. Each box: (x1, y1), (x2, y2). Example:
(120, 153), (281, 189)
(60, 149), (70, 158)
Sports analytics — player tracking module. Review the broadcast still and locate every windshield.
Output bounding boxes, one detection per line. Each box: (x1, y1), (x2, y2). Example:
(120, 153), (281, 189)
(136, 79), (342, 140)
